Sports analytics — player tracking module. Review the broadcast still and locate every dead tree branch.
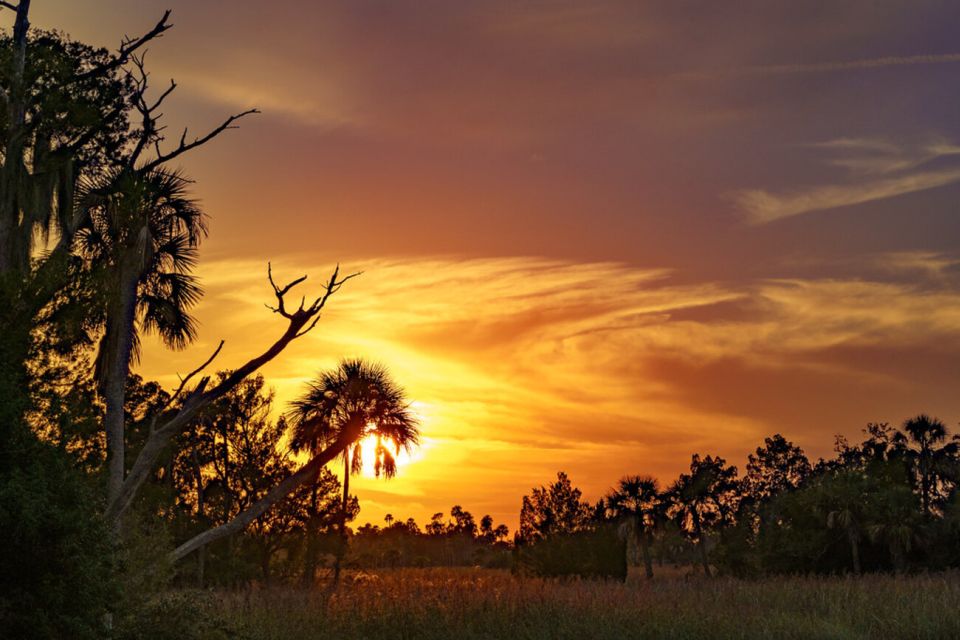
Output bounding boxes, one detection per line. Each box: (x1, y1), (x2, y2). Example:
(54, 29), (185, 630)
(106, 264), (360, 523)
(140, 108), (260, 171)
(72, 10), (172, 84)
(164, 339), (225, 413)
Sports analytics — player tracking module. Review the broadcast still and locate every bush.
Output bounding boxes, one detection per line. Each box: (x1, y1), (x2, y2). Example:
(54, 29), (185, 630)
(0, 443), (116, 639)
(512, 525), (627, 580)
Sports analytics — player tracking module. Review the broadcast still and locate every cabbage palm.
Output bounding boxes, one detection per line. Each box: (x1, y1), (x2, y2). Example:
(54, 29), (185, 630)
(606, 475), (661, 578)
(288, 358), (419, 583)
(898, 415), (958, 515)
(666, 455), (739, 577)
(76, 167), (206, 504)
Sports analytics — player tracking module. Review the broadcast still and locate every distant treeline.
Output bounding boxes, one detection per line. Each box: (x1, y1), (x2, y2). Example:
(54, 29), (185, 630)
(514, 417), (960, 579)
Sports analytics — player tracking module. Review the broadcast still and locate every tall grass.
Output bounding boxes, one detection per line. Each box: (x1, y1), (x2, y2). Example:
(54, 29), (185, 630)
(217, 568), (960, 639)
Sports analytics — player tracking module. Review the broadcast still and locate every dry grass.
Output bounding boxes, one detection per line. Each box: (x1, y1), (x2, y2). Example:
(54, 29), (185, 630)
(216, 568), (960, 639)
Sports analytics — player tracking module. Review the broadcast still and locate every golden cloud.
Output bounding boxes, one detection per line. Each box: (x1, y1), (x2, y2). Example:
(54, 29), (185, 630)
(137, 255), (960, 528)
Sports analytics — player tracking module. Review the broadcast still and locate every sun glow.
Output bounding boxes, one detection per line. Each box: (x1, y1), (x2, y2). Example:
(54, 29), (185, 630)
(357, 434), (388, 477)
(356, 432), (426, 477)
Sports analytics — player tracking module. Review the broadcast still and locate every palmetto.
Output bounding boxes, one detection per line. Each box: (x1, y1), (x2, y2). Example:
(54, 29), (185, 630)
(606, 475), (661, 578)
(897, 415), (959, 515)
(666, 454), (738, 577)
(78, 167), (205, 371)
(288, 358), (419, 581)
(77, 166), (206, 502)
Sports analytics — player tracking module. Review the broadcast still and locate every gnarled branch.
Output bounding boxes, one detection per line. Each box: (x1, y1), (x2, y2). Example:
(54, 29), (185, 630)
(72, 10), (173, 84)
(106, 264), (360, 522)
(140, 109), (259, 172)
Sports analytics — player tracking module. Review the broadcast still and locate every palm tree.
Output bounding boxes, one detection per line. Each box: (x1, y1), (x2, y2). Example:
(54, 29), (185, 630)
(606, 475), (661, 579)
(666, 455), (739, 577)
(898, 415), (958, 515)
(288, 359), (419, 584)
(826, 505), (862, 575)
(76, 167), (205, 505)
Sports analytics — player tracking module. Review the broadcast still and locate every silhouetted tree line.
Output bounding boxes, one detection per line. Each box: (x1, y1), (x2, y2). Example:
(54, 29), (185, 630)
(350, 506), (511, 569)
(516, 418), (960, 579)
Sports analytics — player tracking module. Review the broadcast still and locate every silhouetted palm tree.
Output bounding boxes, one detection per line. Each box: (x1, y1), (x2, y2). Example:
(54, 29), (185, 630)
(897, 415), (958, 515)
(666, 455), (739, 577)
(827, 506), (862, 574)
(77, 167), (205, 503)
(288, 359), (419, 583)
(606, 475), (661, 578)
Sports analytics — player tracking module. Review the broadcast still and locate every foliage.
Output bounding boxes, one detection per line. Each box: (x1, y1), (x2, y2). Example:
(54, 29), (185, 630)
(518, 471), (593, 542)
(0, 443), (116, 639)
(513, 525), (627, 580)
(351, 506), (510, 569)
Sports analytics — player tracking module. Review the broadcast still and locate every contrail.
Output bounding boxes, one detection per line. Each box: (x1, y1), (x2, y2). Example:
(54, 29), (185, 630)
(743, 53), (960, 75)
(679, 53), (960, 79)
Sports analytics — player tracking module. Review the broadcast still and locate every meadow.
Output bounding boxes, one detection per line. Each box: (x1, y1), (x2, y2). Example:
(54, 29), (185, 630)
(214, 568), (960, 640)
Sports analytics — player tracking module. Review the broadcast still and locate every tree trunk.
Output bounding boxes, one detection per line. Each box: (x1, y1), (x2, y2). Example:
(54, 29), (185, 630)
(891, 541), (905, 575)
(0, 0), (31, 275)
(849, 529), (861, 575)
(639, 531), (654, 579)
(920, 459), (930, 515)
(192, 451), (206, 586)
(103, 267), (140, 508)
(333, 450), (350, 584)
(693, 511), (711, 577)
(301, 468), (320, 587)
(261, 545), (272, 585)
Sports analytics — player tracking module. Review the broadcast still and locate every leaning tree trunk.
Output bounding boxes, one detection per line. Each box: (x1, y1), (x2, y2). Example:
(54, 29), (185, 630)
(168, 431), (355, 562)
(103, 266), (141, 507)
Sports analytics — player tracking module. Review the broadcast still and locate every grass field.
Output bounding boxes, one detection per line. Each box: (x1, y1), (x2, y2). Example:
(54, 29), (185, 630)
(212, 568), (960, 639)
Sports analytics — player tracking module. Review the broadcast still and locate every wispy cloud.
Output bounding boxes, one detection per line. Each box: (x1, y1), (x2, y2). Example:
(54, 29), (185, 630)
(738, 53), (960, 76)
(735, 167), (960, 224)
(733, 138), (960, 224)
(138, 255), (960, 526)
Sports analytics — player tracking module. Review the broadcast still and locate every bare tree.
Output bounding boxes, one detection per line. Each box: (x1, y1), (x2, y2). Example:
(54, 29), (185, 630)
(107, 265), (360, 525)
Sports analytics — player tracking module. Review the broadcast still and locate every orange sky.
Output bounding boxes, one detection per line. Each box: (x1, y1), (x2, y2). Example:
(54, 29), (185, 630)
(33, 2), (960, 530)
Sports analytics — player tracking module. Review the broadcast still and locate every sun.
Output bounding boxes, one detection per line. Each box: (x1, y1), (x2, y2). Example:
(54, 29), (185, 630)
(357, 434), (388, 477)
(352, 402), (429, 477)
(355, 433), (425, 477)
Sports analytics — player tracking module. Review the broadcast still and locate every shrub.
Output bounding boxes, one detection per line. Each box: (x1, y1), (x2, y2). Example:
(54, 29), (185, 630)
(513, 525), (627, 580)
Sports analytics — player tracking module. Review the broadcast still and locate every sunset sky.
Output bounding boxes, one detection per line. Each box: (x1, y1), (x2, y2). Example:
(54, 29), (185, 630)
(38, 2), (960, 529)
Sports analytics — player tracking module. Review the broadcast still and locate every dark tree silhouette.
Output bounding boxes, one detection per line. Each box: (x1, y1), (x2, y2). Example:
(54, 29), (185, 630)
(519, 471), (592, 542)
(605, 475), (662, 578)
(288, 358), (420, 583)
(666, 454), (739, 577)
(743, 434), (811, 504)
(897, 415), (958, 515)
